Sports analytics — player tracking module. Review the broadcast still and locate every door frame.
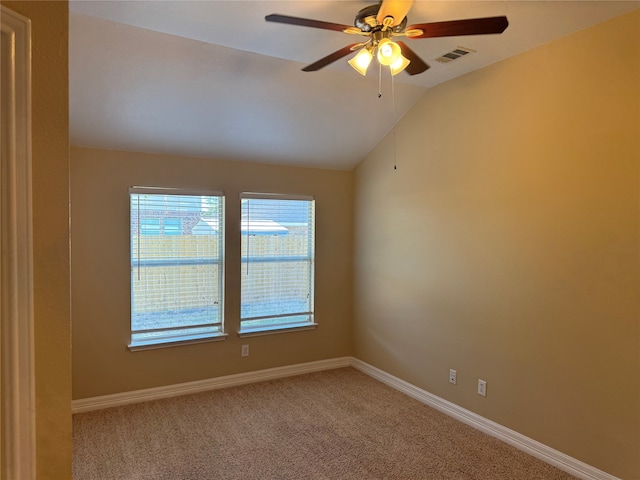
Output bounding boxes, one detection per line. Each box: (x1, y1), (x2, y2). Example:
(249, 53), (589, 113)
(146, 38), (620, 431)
(0, 6), (35, 480)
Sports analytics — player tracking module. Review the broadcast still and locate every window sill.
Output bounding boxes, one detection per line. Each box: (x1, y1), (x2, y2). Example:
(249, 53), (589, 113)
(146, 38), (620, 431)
(128, 332), (228, 352)
(238, 323), (318, 338)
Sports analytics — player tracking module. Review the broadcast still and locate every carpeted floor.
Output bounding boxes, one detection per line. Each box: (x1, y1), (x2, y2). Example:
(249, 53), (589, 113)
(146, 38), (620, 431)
(73, 367), (576, 479)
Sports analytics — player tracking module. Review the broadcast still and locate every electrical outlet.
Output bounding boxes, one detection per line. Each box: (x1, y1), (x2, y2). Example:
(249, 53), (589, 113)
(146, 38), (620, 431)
(449, 369), (457, 385)
(478, 379), (487, 397)
(241, 344), (249, 357)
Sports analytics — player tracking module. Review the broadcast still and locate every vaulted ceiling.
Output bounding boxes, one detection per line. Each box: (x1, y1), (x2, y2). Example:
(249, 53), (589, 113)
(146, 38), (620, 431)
(69, 1), (639, 170)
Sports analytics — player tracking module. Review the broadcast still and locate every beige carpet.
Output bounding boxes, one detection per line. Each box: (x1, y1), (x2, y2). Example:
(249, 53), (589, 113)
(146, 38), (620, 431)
(73, 367), (576, 479)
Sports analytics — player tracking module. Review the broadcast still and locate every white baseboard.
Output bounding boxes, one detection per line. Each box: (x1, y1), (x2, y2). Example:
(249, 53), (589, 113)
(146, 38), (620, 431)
(72, 356), (351, 413)
(72, 356), (620, 480)
(350, 358), (620, 480)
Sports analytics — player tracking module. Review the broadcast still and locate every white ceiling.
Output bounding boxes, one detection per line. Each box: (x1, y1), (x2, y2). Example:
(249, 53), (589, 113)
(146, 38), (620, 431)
(69, 1), (639, 170)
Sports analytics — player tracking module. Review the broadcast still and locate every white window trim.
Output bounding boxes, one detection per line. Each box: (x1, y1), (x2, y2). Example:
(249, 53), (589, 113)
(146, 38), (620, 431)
(129, 186), (224, 197)
(128, 332), (228, 352)
(239, 192), (316, 336)
(128, 187), (226, 350)
(241, 192), (314, 201)
(238, 323), (318, 338)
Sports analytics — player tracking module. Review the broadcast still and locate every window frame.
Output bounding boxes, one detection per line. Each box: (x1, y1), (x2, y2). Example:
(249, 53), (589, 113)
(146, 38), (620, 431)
(128, 186), (227, 351)
(239, 192), (317, 337)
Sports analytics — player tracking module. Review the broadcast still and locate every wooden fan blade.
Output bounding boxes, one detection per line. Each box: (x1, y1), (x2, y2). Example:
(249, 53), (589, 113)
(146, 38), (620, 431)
(377, 0), (414, 27)
(407, 16), (508, 39)
(302, 44), (361, 72)
(265, 14), (352, 32)
(396, 41), (429, 75)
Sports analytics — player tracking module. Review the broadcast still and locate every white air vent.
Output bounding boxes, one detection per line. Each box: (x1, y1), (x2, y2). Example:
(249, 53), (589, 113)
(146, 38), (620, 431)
(435, 46), (476, 64)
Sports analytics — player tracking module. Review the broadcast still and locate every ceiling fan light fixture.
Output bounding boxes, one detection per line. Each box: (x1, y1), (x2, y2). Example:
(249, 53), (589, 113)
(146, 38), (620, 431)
(266, 6), (508, 77)
(348, 47), (373, 75)
(376, 38), (401, 66)
(389, 53), (410, 75)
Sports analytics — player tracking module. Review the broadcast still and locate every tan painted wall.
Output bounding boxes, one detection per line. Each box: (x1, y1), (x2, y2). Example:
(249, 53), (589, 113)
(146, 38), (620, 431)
(1, 1), (72, 478)
(71, 147), (353, 399)
(354, 10), (639, 479)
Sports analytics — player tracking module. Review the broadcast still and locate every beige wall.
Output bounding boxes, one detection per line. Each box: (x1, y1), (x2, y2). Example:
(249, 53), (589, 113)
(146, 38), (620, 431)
(66, 6), (638, 479)
(71, 147), (353, 399)
(1, 1), (72, 479)
(354, 10), (639, 480)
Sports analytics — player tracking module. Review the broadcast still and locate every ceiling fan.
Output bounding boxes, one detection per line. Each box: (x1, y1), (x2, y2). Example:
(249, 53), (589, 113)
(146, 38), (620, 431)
(265, 0), (508, 76)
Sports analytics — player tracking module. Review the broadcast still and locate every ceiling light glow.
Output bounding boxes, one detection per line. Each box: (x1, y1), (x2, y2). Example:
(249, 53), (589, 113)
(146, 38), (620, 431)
(377, 38), (401, 66)
(348, 48), (373, 76)
(389, 54), (410, 75)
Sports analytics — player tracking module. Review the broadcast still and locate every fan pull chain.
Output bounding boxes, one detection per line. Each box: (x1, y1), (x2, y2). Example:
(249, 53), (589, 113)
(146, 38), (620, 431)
(377, 63), (398, 171)
(392, 71), (397, 171)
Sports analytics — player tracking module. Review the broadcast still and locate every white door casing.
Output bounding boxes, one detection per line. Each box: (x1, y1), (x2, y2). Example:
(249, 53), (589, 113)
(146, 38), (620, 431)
(0, 6), (35, 480)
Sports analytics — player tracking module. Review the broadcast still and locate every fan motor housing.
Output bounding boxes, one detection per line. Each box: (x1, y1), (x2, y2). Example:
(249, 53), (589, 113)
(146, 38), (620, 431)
(354, 4), (407, 33)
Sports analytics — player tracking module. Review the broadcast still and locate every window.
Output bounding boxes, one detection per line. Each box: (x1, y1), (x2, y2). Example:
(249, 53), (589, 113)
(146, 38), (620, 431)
(240, 193), (316, 335)
(129, 187), (225, 349)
